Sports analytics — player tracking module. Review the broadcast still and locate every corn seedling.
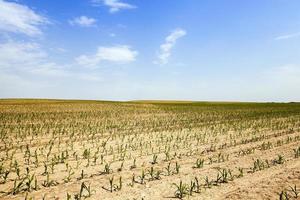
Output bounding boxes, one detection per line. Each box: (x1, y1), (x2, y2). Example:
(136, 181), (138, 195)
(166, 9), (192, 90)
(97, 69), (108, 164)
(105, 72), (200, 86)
(273, 155), (285, 165)
(205, 176), (212, 188)
(42, 174), (57, 187)
(151, 154), (158, 165)
(130, 158), (137, 170)
(77, 182), (92, 198)
(238, 167), (244, 178)
(279, 190), (290, 200)
(102, 163), (112, 174)
(289, 185), (298, 198)
(175, 162), (180, 174)
(173, 180), (188, 199)
(165, 162), (172, 176)
(193, 158), (204, 169)
(137, 170), (146, 184)
(293, 147), (300, 158)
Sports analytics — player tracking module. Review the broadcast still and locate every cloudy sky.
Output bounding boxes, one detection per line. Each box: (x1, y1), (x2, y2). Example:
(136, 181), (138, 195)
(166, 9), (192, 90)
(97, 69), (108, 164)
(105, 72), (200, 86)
(0, 0), (300, 101)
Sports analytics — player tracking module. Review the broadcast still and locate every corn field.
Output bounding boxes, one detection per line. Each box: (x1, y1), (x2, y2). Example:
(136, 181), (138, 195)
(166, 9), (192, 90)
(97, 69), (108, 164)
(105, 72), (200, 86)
(0, 99), (300, 200)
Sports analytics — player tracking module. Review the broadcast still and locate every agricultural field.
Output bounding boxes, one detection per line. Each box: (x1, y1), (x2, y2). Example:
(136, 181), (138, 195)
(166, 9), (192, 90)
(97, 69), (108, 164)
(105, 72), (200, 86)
(0, 99), (300, 200)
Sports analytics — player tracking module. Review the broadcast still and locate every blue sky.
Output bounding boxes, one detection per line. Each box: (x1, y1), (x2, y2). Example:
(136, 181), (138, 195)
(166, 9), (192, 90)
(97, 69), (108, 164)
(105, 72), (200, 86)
(0, 0), (300, 101)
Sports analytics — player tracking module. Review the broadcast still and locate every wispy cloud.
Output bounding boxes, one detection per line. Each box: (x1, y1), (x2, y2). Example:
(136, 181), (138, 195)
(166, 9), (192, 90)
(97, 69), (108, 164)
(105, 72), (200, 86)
(275, 32), (300, 40)
(69, 16), (97, 27)
(76, 45), (138, 68)
(0, 41), (67, 76)
(0, 40), (101, 81)
(0, 41), (46, 69)
(0, 0), (48, 36)
(155, 28), (187, 65)
(92, 0), (136, 13)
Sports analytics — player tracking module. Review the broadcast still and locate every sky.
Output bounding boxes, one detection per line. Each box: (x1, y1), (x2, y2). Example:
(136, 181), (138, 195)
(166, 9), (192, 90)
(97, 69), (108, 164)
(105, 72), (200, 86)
(0, 0), (300, 102)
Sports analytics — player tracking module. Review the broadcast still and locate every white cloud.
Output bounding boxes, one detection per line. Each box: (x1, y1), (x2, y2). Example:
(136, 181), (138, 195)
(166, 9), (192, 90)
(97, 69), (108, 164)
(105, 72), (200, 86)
(275, 32), (300, 40)
(0, 41), (46, 69)
(155, 28), (186, 65)
(69, 16), (97, 27)
(92, 0), (136, 13)
(30, 62), (71, 77)
(0, 0), (48, 36)
(0, 40), (101, 82)
(30, 62), (102, 81)
(0, 41), (68, 76)
(0, 41), (63, 76)
(76, 45), (138, 67)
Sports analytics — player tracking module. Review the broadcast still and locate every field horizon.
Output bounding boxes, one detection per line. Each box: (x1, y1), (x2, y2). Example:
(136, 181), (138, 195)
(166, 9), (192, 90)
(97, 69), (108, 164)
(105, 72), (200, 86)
(0, 98), (299, 104)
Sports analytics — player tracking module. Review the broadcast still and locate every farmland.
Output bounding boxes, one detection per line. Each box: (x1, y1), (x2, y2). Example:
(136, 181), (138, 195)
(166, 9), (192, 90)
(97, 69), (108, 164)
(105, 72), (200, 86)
(0, 99), (300, 200)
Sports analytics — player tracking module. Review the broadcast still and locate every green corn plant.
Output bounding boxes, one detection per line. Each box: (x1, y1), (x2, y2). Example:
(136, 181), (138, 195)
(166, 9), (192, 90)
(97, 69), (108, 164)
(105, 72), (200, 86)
(1, 170), (10, 183)
(137, 170), (146, 184)
(16, 167), (21, 180)
(147, 167), (155, 180)
(108, 176), (114, 192)
(173, 180), (188, 199)
(79, 182), (92, 198)
(175, 162), (180, 174)
(265, 159), (270, 168)
(289, 185), (298, 198)
(66, 192), (72, 200)
(194, 177), (201, 193)
(252, 159), (265, 172)
(82, 149), (90, 159)
(204, 176), (212, 188)
(11, 178), (25, 195)
(273, 155), (285, 165)
(100, 154), (104, 164)
(215, 172), (222, 185)
(217, 153), (224, 163)
(50, 160), (55, 174)
(33, 175), (39, 191)
(165, 162), (172, 176)
(151, 154), (158, 165)
(193, 158), (204, 169)
(34, 149), (39, 167)
(147, 167), (162, 181)
(128, 173), (135, 187)
(155, 170), (162, 180)
(189, 180), (195, 196)
(279, 190), (289, 200)
(102, 163), (112, 174)
(64, 168), (75, 183)
(293, 147), (300, 158)
(238, 167), (244, 178)
(25, 174), (35, 192)
(164, 151), (170, 161)
(78, 170), (85, 180)
(103, 175), (122, 193)
(117, 176), (122, 191)
(42, 174), (57, 187)
(42, 162), (48, 176)
(130, 158), (137, 170)
(217, 168), (233, 183)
